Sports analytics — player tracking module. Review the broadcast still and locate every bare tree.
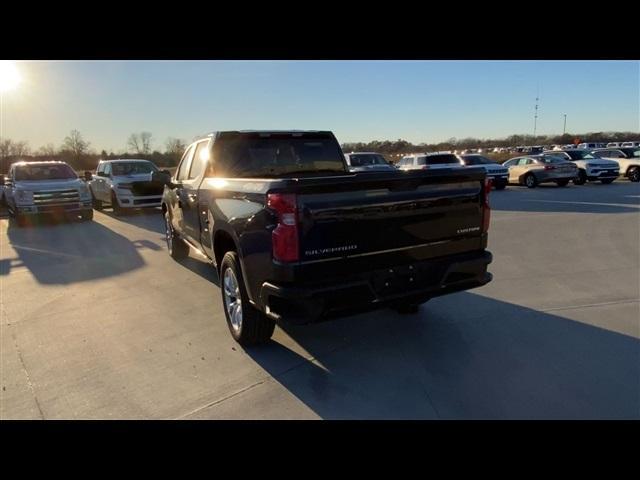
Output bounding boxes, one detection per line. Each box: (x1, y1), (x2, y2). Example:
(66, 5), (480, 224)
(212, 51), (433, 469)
(38, 143), (57, 157)
(0, 138), (12, 159)
(9, 140), (30, 157)
(62, 130), (90, 165)
(165, 137), (186, 156)
(127, 132), (153, 155)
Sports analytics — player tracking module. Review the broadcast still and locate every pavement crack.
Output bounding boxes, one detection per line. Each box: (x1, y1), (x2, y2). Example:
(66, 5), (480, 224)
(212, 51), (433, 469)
(9, 325), (45, 420)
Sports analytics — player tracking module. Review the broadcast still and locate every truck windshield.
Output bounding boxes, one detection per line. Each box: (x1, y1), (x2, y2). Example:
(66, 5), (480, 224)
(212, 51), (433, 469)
(111, 162), (157, 175)
(213, 133), (348, 177)
(348, 154), (388, 166)
(14, 164), (77, 181)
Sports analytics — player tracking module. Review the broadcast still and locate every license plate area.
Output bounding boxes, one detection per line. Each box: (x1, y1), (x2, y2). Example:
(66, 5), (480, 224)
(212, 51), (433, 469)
(370, 262), (447, 296)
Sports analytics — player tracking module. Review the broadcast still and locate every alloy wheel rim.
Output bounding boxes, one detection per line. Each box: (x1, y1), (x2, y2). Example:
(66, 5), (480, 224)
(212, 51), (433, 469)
(223, 268), (242, 332)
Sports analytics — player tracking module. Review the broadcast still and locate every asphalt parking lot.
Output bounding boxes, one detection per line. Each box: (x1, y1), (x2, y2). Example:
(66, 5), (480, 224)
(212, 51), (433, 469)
(1, 180), (639, 419)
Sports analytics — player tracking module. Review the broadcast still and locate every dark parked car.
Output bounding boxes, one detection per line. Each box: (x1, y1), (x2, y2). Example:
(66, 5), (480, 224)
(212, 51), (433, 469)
(162, 131), (493, 345)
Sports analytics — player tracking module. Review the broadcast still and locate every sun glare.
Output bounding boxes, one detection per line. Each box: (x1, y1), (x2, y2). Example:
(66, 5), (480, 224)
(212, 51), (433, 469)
(0, 61), (21, 92)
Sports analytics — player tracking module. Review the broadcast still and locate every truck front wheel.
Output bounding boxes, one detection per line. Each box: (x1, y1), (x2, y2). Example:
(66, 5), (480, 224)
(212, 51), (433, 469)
(164, 211), (189, 260)
(220, 251), (275, 346)
(80, 210), (94, 222)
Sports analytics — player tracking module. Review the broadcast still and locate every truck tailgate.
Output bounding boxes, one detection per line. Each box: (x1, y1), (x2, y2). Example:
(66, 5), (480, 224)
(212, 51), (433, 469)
(286, 168), (488, 263)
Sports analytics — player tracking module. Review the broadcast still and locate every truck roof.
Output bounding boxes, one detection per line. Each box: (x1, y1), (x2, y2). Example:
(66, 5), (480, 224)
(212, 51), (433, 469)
(198, 130), (333, 141)
(98, 159), (153, 163)
(11, 160), (70, 167)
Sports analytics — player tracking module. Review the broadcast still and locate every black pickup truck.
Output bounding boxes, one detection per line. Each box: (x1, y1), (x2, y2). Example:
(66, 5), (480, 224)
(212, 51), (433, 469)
(162, 131), (493, 345)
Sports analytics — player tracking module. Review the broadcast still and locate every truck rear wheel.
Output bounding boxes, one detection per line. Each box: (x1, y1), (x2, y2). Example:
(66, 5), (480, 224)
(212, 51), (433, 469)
(81, 210), (94, 222)
(628, 167), (639, 182)
(220, 251), (275, 346)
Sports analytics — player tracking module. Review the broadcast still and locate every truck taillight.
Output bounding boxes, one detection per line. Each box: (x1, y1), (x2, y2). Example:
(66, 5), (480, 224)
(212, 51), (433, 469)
(482, 177), (491, 233)
(267, 193), (299, 262)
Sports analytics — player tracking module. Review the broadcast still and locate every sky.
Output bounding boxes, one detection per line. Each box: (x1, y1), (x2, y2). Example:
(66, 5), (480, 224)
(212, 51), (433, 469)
(1, 60), (638, 152)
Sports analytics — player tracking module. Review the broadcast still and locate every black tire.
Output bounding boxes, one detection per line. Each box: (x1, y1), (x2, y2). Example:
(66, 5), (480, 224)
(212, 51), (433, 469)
(573, 170), (587, 185)
(627, 167), (640, 183)
(220, 251), (275, 346)
(556, 179), (570, 187)
(494, 183), (507, 190)
(164, 211), (189, 260)
(524, 173), (537, 188)
(600, 178), (615, 185)
(111, 191), (124, 216)
(80, 210), (94, 222)
(14, 213), (29, 227)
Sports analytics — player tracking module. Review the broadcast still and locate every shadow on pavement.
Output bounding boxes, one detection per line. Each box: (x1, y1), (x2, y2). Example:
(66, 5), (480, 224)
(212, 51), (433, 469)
(100, 207), (165, 234)
(175, 255), (220, 287)
(1, 216), (153, 284)
(245, 291), (640, 419)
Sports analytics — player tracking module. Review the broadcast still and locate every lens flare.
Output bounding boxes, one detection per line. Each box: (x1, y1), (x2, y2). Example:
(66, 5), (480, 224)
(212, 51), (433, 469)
(0, 61), (21, 92)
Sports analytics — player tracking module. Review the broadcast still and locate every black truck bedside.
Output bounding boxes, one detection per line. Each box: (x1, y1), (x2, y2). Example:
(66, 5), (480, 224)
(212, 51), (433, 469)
(162, 131), (493, 345)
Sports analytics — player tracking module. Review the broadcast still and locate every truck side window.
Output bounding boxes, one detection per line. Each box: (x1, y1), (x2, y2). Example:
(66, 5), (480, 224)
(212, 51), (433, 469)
(177, 144), (195, 181)
(189, 140), (210, 179)
(96, 163), (105, 175)
(104, 163), (112, 176)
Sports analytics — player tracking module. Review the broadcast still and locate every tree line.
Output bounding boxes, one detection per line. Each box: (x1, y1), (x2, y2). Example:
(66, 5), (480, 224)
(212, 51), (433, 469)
(0, 130), (187, 173)
(341, 131), (640, 157)
(2, 129), (638, 173)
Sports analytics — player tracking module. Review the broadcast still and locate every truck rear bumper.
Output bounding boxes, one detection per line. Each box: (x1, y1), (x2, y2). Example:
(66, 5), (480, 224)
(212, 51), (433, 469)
(259, 250), (492, 325)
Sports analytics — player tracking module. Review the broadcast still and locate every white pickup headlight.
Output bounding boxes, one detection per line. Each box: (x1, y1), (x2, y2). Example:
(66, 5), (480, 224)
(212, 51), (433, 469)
(16, 189), (34, 205)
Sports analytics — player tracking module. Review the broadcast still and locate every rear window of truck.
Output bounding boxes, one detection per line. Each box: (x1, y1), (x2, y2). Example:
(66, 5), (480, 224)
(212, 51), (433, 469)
(212, 133), (348, 178)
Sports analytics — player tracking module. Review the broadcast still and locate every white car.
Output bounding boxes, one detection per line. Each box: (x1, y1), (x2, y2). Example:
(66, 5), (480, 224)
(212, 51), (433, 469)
(3, 161), (93, 226)
(343, 152), (396, 172)
(606, 142), (623, 148)
(621, 141), (640, 148)
(458, 154), (509, 189)
(397, 152), (464, 171)
(592, 148), (640, 182)
(88, 159), (170, 214)
(545, 150), (619, 185)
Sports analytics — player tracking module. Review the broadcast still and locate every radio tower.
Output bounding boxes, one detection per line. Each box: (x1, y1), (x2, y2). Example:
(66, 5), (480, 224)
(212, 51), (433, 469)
(533, 86), (540, 140)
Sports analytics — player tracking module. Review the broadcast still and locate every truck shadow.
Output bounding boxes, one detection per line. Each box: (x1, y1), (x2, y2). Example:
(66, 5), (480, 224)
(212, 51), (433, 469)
(99, 208), (165, 234)
(491, 181), (640, 214)
(1, 217), (150, 284)
(245, 292), (640, 419)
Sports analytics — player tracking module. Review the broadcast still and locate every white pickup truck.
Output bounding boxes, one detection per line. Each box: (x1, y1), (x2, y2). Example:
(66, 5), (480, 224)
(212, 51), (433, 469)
(3, 161), (93, 226)
(87, 159), (171, 215)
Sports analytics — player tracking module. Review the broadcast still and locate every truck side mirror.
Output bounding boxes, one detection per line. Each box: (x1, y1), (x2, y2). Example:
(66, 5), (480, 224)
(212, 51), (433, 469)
(84, 171), (93, 182)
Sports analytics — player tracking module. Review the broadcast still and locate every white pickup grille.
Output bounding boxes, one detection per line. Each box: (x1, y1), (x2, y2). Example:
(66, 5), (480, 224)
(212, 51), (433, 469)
(33, 189), (80, 205)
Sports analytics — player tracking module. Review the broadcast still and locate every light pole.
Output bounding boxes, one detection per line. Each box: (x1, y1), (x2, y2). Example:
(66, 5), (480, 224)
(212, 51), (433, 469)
(563, 114), (567, 135)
